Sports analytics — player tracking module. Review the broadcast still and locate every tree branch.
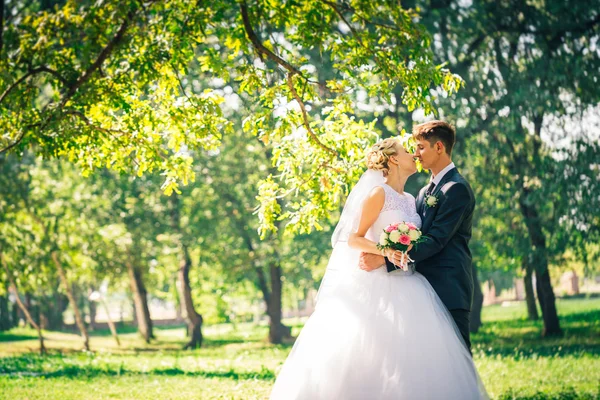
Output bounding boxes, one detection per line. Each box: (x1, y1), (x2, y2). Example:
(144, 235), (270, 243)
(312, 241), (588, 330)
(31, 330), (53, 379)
(240, 1), (302, 76)
(286, 74), (338, 157)
(331, 1), (406, 33)
(321, 0), (381, 65)
(497, 14), (600, 38)
(0, 0), (5, 56)
(454, 34), (486, 73)
(63, 109), (126, 136)
(0, 122), (42, 154)
(240, 0), (338, 157)
(63, 109), (145, 166)
(239, 0), (329, 93)
(60, 9), (135, 107)
(0, 66), (68, 104)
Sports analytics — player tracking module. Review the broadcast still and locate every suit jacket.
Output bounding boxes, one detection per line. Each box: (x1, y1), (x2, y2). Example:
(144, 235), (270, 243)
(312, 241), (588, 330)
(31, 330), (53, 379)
(386, 167), (475, 311)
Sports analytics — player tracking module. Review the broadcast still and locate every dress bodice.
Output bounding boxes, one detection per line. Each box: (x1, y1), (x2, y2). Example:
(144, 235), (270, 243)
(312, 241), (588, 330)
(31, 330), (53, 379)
(366, 184), (422, 245)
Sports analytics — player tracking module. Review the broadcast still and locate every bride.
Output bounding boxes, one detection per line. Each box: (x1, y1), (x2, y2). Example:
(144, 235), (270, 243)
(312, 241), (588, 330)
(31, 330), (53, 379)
(270, 138), (488, 399)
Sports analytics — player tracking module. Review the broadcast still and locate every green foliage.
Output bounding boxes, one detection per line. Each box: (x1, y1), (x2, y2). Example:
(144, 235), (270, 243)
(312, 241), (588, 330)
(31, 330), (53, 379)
(0, 0), (461, 234)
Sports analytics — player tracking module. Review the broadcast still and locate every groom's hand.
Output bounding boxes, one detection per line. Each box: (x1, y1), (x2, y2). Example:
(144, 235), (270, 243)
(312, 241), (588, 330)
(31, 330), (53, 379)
(359, 252), (385, 271)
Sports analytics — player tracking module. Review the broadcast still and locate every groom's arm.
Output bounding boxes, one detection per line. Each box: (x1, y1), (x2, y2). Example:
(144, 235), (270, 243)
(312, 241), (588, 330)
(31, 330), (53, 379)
(408, 183), (472, 263)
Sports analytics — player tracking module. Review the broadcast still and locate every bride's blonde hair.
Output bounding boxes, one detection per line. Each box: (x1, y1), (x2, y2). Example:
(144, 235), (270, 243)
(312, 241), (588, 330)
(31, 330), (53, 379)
(366, 138), (400, 177)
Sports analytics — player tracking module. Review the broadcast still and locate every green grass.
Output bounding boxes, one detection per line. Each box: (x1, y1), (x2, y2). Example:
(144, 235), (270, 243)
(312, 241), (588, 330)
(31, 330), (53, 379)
(0, 298), (599, 399)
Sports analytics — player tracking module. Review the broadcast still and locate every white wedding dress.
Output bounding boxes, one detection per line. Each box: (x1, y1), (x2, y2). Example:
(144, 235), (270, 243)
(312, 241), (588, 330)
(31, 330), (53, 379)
(270, 183), (487, 400)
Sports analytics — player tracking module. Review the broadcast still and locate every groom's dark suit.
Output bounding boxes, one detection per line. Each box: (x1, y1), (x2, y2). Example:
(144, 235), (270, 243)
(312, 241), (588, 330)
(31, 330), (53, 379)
(386, 167), (475, 350)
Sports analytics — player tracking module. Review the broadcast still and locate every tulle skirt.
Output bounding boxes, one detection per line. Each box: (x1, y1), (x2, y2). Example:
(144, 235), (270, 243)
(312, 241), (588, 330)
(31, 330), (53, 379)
(270, 244), (488, 400)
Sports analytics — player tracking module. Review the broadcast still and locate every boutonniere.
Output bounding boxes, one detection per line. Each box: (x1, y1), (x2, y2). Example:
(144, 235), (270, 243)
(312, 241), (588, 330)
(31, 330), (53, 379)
(425, 194), (439, 208)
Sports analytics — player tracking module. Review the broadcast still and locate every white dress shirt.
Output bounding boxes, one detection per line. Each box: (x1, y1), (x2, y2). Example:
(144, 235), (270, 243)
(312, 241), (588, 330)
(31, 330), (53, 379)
(431, 162), (456, 186)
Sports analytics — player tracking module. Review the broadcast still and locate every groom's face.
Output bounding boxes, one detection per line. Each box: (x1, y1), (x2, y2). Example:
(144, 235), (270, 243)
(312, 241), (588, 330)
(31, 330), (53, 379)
(413, 139), (438, 169)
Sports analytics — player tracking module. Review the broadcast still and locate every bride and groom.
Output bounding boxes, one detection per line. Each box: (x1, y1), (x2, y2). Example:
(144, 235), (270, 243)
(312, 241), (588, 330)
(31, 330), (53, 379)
(270, 121), (488, 399)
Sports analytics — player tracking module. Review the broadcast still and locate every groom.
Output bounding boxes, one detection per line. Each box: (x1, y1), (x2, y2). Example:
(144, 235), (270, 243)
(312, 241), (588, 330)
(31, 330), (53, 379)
(359, 120), (475, 351)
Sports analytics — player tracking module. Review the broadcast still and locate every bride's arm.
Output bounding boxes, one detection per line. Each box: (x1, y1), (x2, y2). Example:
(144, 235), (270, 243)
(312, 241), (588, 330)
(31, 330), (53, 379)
(348, 187), (396, 259)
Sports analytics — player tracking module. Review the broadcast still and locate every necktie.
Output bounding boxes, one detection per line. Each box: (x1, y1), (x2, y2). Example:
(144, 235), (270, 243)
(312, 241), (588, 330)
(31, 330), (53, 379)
(426, 181), (436, 196)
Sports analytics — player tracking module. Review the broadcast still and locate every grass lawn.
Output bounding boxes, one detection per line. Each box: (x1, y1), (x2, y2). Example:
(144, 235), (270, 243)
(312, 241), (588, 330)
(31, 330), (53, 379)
(0, 297), (599, 399)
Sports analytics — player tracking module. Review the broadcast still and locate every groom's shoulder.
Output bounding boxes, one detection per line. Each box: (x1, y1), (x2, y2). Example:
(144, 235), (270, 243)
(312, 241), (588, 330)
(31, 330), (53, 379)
(456, 172), (474, 192)
(453, 171), (470, 186)
(446, 172), (474, 201)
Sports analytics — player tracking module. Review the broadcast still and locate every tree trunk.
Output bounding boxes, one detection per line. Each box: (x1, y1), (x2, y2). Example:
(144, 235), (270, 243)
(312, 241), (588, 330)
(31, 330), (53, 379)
(25, 293), (35, 328)
(76, 286), (88, 329)
(267, 262), (291, 344)
(535, 266), (561, 336)
(0, 291), (10, 331)
(469, 262), (483, 333)
(1, 253), (46, 354)
(52, 252), (90, 350)
(130, 297), (137, 325)
(11, 298), (18, 328)
(42, 288), (67, 331)
(519, 196), (561, 336)
(98, 298), (121, 347)
(126, 261), (153, 343)
(178, 245), (203, 349)
(523, 258), (539, 321)
(87, 285), (98, 331)
(88, 295), (97, 331)
(38, 305), (47, 330)
(251, 261), (291, 344)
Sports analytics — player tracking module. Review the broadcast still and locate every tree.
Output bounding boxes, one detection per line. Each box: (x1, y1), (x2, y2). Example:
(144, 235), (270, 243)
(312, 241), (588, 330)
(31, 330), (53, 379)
(0, 153), (127, 349)
(96, 174), (161, 343)
(167, 193), (204, 349)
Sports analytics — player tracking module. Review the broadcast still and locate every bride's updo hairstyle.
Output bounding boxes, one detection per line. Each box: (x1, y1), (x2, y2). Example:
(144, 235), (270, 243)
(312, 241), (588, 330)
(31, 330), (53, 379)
(366, 138), (400, 177)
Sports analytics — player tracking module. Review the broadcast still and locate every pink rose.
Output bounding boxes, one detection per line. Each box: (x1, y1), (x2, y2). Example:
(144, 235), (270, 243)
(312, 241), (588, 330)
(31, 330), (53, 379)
(385, 225), (395, 233)
(399, 234), (411, 246)
(406, 222), (417, 230)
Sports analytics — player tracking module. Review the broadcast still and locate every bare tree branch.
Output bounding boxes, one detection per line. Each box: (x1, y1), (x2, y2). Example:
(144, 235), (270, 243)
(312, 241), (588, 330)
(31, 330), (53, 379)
(240, 1), (301, 75)
(286, 74), (338, 157)
(239, 0), (330, 94)
(240, 0), (338, 157)
(321, 0), (379, 62)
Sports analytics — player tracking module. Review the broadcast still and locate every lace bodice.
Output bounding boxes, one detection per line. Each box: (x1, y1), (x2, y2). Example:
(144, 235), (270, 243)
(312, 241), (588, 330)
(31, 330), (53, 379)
(366, 184), (422, 243)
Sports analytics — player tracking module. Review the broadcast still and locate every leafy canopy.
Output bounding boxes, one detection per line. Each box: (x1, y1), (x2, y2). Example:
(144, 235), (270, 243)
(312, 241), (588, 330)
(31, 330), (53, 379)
(0, 0), (461, 235)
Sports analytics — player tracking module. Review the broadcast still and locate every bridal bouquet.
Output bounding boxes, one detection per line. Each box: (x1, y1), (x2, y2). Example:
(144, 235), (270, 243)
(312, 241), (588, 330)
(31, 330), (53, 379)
(377, 222), (424, 271)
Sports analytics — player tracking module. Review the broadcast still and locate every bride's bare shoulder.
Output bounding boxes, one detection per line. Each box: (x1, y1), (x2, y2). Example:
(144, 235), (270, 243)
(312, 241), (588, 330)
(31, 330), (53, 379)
(361, 186), (385, 210)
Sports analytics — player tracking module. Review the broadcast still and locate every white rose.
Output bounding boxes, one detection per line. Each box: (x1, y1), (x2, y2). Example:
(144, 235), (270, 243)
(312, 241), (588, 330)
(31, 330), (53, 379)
(379, 232), (388, 246)
(398, 223), (409, 233)
(408, 229), (421, 241)
(389, 230), (402, 243)
(426, 196), (438, 207)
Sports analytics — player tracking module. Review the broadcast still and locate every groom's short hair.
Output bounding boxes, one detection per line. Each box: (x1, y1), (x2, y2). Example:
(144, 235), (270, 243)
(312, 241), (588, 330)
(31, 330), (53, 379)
(413, 121), (455, 155)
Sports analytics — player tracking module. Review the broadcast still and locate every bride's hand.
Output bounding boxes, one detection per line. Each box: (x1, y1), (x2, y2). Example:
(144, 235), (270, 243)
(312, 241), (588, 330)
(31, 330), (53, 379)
(385, 249), (403, 266)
